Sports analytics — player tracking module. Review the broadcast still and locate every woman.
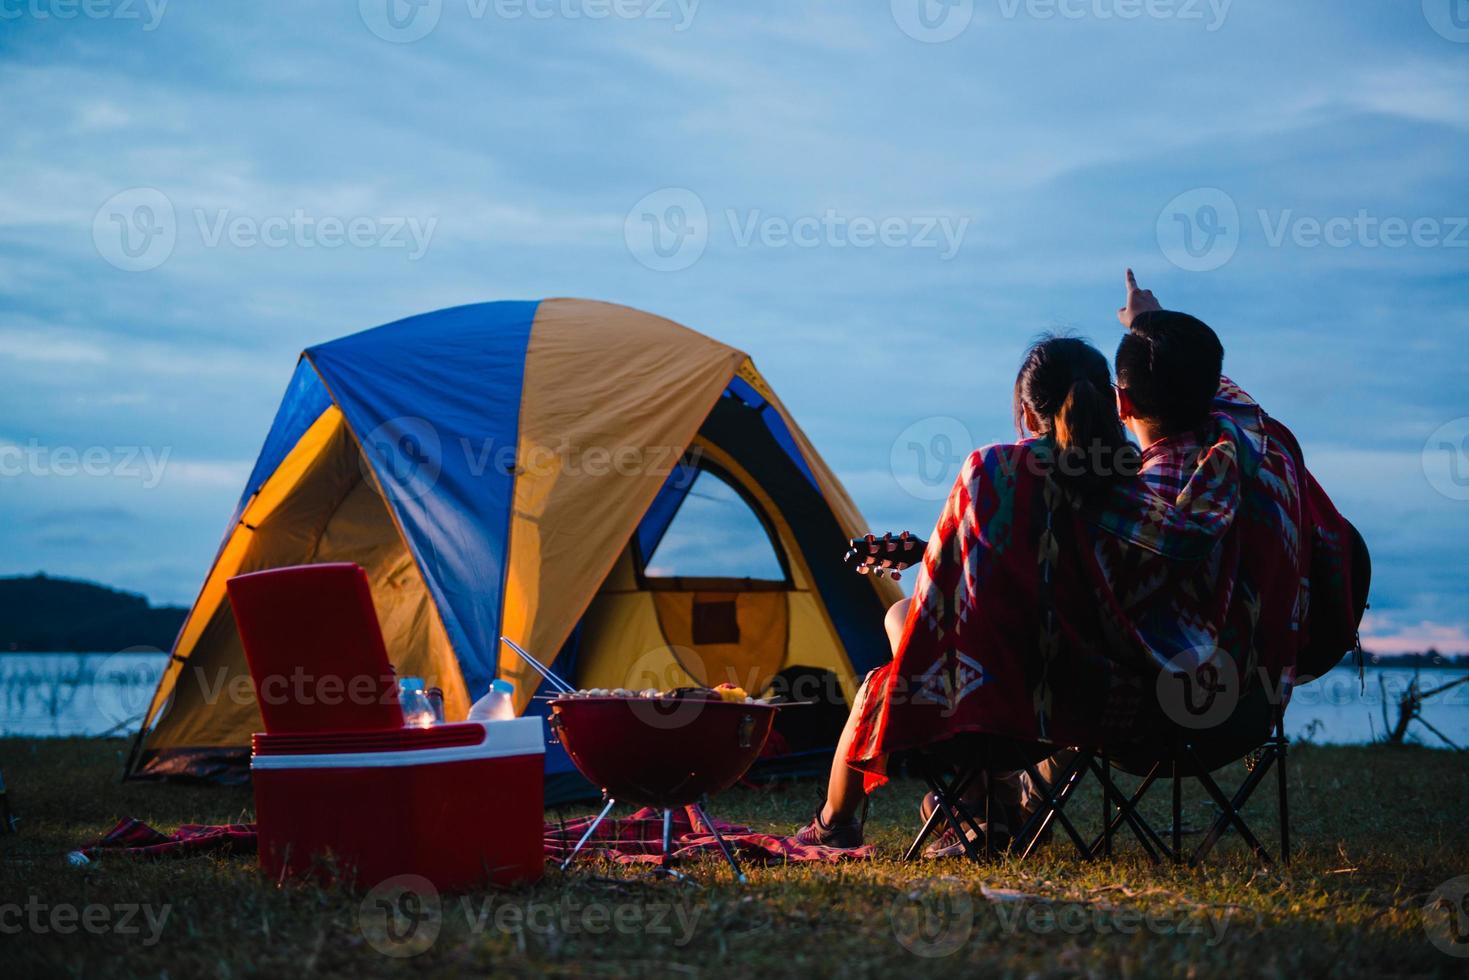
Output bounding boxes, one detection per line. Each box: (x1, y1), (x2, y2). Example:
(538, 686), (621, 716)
(795, 334), (1137, 848)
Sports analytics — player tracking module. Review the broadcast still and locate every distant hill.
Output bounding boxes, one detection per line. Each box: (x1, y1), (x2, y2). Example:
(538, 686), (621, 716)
(0, 574), (187, 653)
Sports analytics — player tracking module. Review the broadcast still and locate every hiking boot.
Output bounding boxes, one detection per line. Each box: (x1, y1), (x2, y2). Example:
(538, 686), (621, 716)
(793, 806), (864, 849)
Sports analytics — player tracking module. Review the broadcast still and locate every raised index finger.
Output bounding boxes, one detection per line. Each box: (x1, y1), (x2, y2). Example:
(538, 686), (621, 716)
(1125, 268), (1138, 292)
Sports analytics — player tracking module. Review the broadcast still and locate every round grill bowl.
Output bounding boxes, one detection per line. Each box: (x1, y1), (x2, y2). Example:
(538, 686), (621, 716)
(549, 696), (778, 809)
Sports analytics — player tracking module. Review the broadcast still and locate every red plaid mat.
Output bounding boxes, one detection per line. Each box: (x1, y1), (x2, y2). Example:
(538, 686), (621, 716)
(78, 818), (258, 860)
(544, 805), (872, 865)
(76, 810), (871, 866)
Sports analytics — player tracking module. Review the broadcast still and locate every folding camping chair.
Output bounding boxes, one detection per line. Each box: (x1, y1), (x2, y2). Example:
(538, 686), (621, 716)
(904, 688), (1290, 866)
(905, 522), (1370, 867)
(1060, 681), (1292, 867)
(1017, 521), (1372, 867)
(903, 734), (1076, 861)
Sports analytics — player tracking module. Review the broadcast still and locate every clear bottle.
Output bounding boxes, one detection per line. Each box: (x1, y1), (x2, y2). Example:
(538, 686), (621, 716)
(467, 679), (516, 722)
(398, 677), (436, 728)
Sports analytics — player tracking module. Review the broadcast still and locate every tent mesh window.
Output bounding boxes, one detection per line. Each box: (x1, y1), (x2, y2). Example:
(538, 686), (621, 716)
(691, 599), (741, 645)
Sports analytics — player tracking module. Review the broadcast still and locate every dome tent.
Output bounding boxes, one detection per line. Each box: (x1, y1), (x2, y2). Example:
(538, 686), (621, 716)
(125, 299), (901, 795)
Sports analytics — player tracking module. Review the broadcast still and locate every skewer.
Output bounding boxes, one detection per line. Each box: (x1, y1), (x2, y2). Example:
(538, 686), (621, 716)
(499, 636), (577, 693)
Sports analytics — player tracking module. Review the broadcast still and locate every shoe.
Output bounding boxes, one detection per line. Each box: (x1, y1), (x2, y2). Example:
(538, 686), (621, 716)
(918, 790), (1011, 858)
(793, 806), (864, 849)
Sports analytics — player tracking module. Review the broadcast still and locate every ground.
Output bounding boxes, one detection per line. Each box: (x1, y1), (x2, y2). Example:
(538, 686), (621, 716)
(2, 739), (1467, 978)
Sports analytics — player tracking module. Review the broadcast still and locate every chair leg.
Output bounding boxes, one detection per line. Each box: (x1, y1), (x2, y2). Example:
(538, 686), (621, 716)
(1100, 748), (1113, 859)
(1187, 746), (1271, 866)
(918, 760), (986, 862)
(949, 770), (988, 848)
(1171, 756), (1183, 864)
(1087, 764), (1164, 856)
(1275, 724), (1291, 866)
(1085, 758), (1163, 863)
(904, 761), (953, 861)
(904, 792), (949, 861)
(941, 794), (983, 862)
(984, 770), (996, 859)
(1018, 750), (1094, 861)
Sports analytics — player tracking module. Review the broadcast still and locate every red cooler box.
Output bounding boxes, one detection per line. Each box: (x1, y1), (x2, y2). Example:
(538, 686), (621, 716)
(252, 718), (544, 890)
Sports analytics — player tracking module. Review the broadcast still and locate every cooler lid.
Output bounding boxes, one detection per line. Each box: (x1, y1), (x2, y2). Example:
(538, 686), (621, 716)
(251, 718), (544, 769)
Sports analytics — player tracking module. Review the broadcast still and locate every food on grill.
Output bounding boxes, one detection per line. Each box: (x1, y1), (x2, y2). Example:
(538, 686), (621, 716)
(559, 684), (764, 703)
(712, 683), (749, 703)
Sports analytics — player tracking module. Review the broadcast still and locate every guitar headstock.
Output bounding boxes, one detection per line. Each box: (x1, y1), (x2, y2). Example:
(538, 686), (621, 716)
(844, 530), (926, 580)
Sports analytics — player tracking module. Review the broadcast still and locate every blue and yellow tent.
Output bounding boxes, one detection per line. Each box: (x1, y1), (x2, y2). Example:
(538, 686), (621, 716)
(126, 299), (900, 790)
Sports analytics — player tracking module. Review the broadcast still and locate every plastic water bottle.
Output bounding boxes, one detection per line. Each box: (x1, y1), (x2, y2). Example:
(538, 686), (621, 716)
(398, 677), (436, 728)
(467, 679), (516, 722)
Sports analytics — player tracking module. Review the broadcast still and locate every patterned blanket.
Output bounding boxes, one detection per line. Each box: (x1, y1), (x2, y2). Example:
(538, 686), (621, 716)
(77, 809), (871, 867)
(850, 379), (1355, 784)
(544, 806), (873, 865)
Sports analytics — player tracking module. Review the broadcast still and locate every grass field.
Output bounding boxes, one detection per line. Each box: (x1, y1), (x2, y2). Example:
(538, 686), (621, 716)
(3, 738), (1467, 978)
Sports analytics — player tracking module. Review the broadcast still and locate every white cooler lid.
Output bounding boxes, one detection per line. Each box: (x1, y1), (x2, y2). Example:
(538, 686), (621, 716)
(251, 717), (545, 770)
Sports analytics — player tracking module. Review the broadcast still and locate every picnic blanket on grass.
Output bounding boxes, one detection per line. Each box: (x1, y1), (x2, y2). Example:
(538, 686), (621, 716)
(77, 818), (257, 860)
(544, 805), (872, 865)
(850, 378), (1356, 788)
(77, 811), (868, 866)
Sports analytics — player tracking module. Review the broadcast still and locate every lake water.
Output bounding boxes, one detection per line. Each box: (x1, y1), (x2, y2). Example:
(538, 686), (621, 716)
(1, 652), (168, 738)
(1, 653), (1466, 748)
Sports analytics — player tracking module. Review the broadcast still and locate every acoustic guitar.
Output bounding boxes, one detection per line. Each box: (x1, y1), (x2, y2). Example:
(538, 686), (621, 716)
(843, 531), (926, 581)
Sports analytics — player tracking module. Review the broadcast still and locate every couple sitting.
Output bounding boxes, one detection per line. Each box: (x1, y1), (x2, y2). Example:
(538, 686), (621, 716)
(797, 270), (1362, 852)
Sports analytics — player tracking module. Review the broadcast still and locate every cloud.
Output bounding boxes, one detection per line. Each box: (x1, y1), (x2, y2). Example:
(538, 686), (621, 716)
(0, 0), (1462, 630)
(0, 327), (108, 364)
(1360, 615), (1469, 656)
(31, 506), (138, 527)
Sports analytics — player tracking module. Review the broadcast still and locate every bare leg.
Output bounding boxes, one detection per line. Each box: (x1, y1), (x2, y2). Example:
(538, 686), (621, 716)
(819, 599), (910, 825)
(882, 597), (912, 653)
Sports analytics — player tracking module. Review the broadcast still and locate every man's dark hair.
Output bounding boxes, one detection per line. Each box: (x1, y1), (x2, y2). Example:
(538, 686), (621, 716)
(1114, 310), (1224, 436)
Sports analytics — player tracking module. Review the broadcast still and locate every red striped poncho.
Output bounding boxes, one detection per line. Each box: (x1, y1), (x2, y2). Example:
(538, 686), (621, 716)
(849, 380), (1358, 785)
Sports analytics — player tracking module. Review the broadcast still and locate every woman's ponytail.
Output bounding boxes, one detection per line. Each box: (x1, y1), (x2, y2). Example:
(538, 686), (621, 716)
(1054, 378), (1104, 452)
(1053, 378), (1137, 492)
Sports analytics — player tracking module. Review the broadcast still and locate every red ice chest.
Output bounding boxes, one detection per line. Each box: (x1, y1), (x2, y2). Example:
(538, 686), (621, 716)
(230, 562), (544, 890)
(252, 719), (545, 890)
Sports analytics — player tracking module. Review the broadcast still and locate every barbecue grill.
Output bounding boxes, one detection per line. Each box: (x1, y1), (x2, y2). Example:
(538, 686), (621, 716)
(548, 694), (781, 881)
